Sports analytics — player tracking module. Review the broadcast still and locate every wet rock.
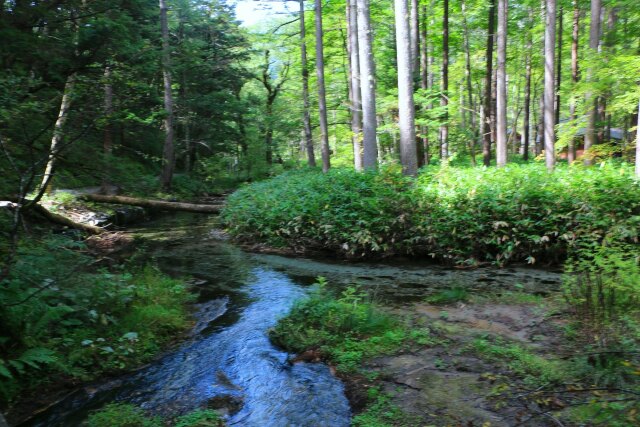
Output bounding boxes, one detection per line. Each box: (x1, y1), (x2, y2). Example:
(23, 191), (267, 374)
(206, 394), (244, 416)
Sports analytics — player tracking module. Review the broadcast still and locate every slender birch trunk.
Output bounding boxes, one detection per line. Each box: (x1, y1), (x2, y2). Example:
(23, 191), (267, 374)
(419, 3), (429, 166)
(347, 0), (362, 170)
(314, 0), (330, 172)
(160, 0), (175, 191)
(395, 0), (417, 176)
(584, 0), (601, 165)
(483, 0), (496, 166)
(40, 74), (76, 192)
(568, 0), (579, 163)
(523, 34), (532, 160)
(495, 0), (507, 167)
(101, 66), (114, 192)
(544, 0), (557, 171)
(555, 6), (563, 128)
(440, 0), (449, 159)
(299, 0), (316, 167)
(356, 0), (378, 169)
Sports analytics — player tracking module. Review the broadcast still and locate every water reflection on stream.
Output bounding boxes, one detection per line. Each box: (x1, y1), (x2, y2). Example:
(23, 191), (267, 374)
(25, 213), (562, 427)
(27, 213), (351, 427)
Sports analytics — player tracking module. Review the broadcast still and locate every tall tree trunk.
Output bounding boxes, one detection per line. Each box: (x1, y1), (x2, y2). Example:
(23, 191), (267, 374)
(419, 3), (429, 167)
(299, 0), (316, 167)
(395, 0), (418, 176)
(584, 0), (601, 165)
(636, 93), (640, 178)
(523, 34), (532, 161)
(40, 74), (76, 192)
(495, 0), (507, 167)
(347, 0), (362, 170)
(568, 0), (579, 163)
(101, 66), (114, 193)
(409, 0), (419, 77)
(555, 6), (563, 128)
(159, 0), (175, 191)
(314, 0), (330, 172)
(356, 0), (378, 169)
(462, 0), (476, 166)
(440, 0), (449, 159)
(544, 0), (557, 171)
(483, 0), (496, 166)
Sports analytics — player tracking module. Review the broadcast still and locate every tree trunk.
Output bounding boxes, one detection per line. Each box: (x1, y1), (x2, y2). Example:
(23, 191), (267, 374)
(356, 0), (378, 169)
(160, 0), (175, 191)
(40, 74), (76, 193)
(82, 194), (222, 213)
(555, 6), (563, 128)
(409, 0), (419, 78)
(419, 3), (429, 166)
(314, 0), (330, 173)
(101, 66), (114, 193)
(440, 0), (449, 159)
(495, 0), (507, 167)
(483, 0), (496, 166)
(346, 0), (362, 170)
(636, 93), (640, 178)
(543, 0), (557, 171)
(568, 0), (579, 163)
(299, 0), (316, 167)
(523, 34), (532, 161)
(462, 0), (476, 151)
(395, 0), (418, 176)
(584, 0), (601, 165)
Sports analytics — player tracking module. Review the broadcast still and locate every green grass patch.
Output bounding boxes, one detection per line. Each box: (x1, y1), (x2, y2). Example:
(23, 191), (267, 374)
(269, 279), (433, 373)
(86, 404), (223, 427)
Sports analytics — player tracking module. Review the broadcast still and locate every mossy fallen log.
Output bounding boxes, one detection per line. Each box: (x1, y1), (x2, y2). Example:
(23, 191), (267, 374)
(81, 194), (222, 214)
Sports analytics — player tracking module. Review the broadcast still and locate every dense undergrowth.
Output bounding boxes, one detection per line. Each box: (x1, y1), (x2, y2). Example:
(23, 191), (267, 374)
(0, 231), (193, 408)
(222, 163), (640, 265)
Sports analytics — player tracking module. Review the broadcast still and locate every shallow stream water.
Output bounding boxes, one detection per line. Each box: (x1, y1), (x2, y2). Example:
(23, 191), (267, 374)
(24, 213), (562, 426)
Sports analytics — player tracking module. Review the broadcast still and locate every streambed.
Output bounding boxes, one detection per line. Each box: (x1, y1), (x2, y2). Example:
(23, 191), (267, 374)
(23, 213), (563, 426)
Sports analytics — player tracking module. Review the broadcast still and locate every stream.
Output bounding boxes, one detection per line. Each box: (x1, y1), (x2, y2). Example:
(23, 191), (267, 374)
(23, 213), (563, 427)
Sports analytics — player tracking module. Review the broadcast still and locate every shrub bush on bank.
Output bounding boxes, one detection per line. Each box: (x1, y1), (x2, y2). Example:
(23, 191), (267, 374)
(222, 163), (640, 265)
(0, 234), (193, 407)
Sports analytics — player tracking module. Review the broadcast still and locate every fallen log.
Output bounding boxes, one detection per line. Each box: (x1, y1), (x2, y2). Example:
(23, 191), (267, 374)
(81, 194), (222, 214)
(1, 199), (105, 235)
(31, 204), (105, 234)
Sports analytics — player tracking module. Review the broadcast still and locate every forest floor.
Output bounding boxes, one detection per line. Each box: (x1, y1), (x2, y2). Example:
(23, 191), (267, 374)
(355, 295), (570, 426)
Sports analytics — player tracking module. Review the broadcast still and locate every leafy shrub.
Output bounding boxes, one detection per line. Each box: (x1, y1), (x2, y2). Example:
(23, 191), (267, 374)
(0, 234), (193, 405)
(270, 279), (431, 373)
(223, 163), (640, 265)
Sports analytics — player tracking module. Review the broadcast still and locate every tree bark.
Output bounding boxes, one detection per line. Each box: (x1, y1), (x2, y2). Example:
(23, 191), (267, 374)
(356, 0), (378, 169)
(462, 0), (476, 160)
(523, 33), (532, 161)
(347, 0), (362, 170)
(101, 66), (114, 193)
(40, 74), (76, 193)
(636, 93), (640, 178)
(544, 0), (557, 171)
(314, 0), (330, 173)
(555, 6), (563, 128)
(495, 0), (507, 167)
(160, 0), (175, 191)
(395, 0), (418, 176)
(440, 0), (449, 159)
(483, 0), (496, 166)
(584, 0), (601, 165)
(299, 0), (316, 167)
(568, 0), (579, 163)
(419, 3), (429, 166)
(409, 0), (419, 78)
(82, 194), (222, 213)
